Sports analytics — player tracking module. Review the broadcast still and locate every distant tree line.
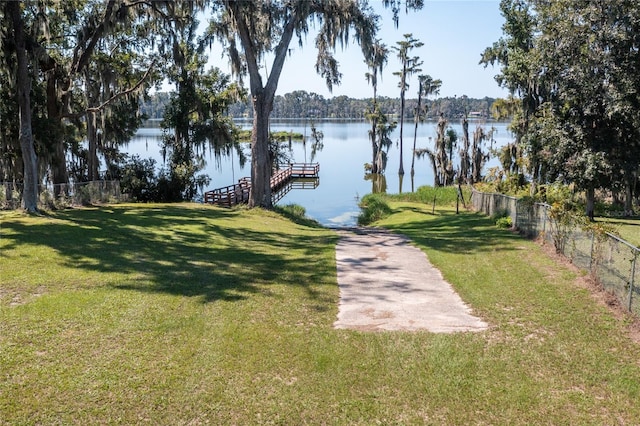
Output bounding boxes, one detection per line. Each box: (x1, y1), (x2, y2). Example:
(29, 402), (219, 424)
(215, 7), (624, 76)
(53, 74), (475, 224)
(140, 91), (497, 121)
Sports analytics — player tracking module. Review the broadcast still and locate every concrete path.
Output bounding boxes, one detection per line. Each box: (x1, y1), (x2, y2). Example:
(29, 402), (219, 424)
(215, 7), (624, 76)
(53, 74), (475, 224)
(333, 227), (489, 333)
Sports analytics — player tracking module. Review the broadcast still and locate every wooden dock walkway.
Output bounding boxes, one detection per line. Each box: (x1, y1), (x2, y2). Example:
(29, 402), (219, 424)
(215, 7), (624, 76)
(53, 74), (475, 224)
(204, 163), (319, 207)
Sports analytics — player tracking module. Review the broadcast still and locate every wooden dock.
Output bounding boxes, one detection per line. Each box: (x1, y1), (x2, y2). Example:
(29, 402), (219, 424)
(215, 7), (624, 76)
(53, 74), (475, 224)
(204, 163), (319, 207)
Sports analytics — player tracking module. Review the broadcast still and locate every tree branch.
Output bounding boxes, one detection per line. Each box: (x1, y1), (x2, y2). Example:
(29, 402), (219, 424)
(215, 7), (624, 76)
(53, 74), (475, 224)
(71, 0), (118, 75)
(88, 63), (154, 112)
(63, 62), (155, 119)
(226, 1), (263, 94)
(265, 8), (299, 101)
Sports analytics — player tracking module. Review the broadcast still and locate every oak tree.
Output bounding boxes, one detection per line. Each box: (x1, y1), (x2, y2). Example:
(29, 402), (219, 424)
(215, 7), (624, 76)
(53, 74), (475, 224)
(207, 0), (421, 208)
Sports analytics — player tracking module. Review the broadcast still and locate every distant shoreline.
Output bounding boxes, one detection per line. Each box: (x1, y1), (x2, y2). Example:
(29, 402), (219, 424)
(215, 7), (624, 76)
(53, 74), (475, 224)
(143, 117), (507, 126)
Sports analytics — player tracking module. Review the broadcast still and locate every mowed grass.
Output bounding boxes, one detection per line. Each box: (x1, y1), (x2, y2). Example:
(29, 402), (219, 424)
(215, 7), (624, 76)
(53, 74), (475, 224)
(598, 216), (640, 248)
(1, 203), (640, 424)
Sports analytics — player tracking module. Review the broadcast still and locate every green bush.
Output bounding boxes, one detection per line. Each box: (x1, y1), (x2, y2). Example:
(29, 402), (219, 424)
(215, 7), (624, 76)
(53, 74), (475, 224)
(543, 183), (574, 205)
(357, 193), (392, 225)
(496, 173), (528, 195)
(277, 203), (306, 218)
(119, 155), (159, 202)
(495, 216), (512, 229)
(490, 209), (512, 228)
(76, 185), (93, 206)
(490, 209), (509, 222)
(548, 201), (587, 253)
(274, 204), (321, 227)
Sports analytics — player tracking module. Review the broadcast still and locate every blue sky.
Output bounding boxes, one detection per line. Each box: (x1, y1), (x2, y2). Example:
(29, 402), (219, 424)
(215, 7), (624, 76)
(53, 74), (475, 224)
(205, 1), (509, 99)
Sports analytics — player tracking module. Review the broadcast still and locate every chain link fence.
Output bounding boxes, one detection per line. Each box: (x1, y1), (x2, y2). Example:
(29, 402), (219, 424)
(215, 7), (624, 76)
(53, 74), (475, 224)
(1, 180), (127, 210)
(471, 188), (640, 316)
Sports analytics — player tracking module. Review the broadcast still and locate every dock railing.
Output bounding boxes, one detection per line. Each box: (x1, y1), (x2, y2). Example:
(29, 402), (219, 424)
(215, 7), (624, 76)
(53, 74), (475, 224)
(203, 179), (250, 207)
(289, 163), (320, 178)
(204, 163), (319, 207)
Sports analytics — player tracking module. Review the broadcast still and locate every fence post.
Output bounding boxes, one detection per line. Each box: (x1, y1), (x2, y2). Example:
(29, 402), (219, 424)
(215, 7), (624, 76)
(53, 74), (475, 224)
(629, 251), (638, 312)
(589, 231), (596, 271)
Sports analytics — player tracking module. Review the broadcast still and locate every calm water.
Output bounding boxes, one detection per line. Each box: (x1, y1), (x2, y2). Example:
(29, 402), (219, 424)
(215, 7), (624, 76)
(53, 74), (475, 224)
(129, 119), (511, 226)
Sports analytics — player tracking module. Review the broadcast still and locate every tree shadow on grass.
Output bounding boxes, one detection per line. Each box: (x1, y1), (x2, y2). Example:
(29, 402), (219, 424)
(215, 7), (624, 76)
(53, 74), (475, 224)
(1, 205), (337, 304)
(384, 207), (524, 254)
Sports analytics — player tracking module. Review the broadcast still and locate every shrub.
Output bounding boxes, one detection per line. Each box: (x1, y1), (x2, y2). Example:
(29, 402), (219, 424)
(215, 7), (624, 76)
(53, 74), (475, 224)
(496, 173), (528, 196)
(274, 204), (321, 227)
(548, 201), (586, 253)
(76, 184), (96, 206)
(490, 209), (512, 228)
(490, 209), (509, 222)
(119, 155), (159, 202)
(358, 193), (392, 225)
(276, 203), (306, 219)
(543, 183), (574, 205)
(496, 216), (512, 229)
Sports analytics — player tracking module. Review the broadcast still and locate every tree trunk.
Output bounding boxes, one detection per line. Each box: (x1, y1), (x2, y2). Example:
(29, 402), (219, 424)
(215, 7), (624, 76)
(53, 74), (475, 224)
(370, 111), (379, 175)
(9, 2), (39, 212)
(460, 117), (470, 184)
(530, 155), (541, 197)
(471, 126), (484, 184)
(410, 93), (422, 178)
(51, 141), (68, 196)
(585, 186), (595, 221)
(87, 110), (99, 181)
(249, 91), (273, 208)
(50, 75), (68, 195)
(436, 115), (447, 185)
(370, 84), (379, 175)
(228, 2), (296, 209)
(370, 172), (386, 193)
(45, 73), (69, 197)
(371, 135), (379, 174)
(426, 149), (440, 187)
(625, 176), (634, 216)
(398, 92), (405, 176)
(86, 71), (99, 181)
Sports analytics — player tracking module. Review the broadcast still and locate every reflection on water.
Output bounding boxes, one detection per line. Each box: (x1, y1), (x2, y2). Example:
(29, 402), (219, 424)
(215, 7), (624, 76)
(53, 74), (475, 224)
(128, 119), (511, 227)
(365, 173), (387, 194)
(272, 177), (320, 204)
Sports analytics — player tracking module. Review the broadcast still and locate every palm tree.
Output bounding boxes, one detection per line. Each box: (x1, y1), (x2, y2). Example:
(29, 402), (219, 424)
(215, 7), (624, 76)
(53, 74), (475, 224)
(392, 33), (423, 178)
(365, 40), (389, 175)
(410, 74), (441, 178)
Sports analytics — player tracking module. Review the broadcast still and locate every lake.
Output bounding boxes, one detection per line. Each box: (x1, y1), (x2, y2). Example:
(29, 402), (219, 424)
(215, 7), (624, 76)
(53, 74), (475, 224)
(129, 119), (511, 226)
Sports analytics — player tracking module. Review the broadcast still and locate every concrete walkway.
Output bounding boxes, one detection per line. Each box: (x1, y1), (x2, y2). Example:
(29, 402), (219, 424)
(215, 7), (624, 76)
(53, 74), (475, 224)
(333, 227), (489, 333)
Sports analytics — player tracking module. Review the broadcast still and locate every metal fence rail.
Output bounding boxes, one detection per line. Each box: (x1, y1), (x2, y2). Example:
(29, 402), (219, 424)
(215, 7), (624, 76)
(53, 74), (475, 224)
(1, 180), (126, 209)
(471, 188), (640, 316)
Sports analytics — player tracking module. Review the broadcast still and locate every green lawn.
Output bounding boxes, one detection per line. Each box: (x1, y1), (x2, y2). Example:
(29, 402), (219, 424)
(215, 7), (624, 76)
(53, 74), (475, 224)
(1, 203), (639, 424)
(598, 216), (640, 248)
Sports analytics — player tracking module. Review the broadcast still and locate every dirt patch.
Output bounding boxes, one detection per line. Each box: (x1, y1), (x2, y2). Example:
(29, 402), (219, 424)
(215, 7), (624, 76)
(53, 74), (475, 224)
(5, 287), (46, 307)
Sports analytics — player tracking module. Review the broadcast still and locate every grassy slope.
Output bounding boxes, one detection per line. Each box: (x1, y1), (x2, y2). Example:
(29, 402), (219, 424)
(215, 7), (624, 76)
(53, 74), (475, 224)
(1, 203), (640, 424)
